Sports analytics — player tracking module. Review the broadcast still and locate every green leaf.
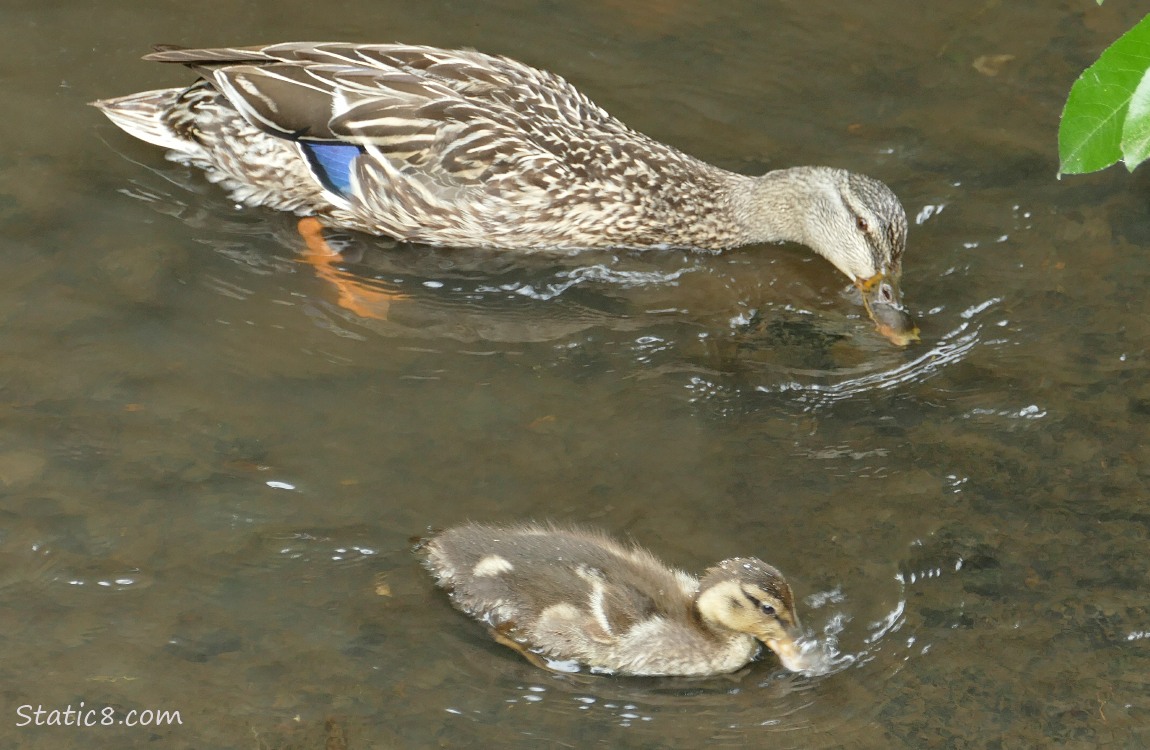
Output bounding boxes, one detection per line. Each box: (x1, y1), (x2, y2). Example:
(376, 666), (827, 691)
(1058, 14), (1150, 175)
(1122, 68), (1150, 170)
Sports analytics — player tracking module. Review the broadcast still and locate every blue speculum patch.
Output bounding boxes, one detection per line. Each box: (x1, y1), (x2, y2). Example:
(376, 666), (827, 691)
(300, 142), (364, 197)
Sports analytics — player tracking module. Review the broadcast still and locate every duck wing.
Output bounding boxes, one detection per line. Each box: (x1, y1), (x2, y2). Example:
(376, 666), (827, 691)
(144, 42), (636, 192)
(425, 523), (698, 640)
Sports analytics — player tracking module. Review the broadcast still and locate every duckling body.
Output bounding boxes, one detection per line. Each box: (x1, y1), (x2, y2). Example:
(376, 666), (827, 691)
(93, 42), (917, 344)
(422, 522), (806, 676)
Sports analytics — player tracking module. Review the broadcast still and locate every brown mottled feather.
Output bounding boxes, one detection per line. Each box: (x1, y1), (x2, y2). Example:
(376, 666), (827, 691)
(420, 521), (808, 676)
(92, 41), (915, 343)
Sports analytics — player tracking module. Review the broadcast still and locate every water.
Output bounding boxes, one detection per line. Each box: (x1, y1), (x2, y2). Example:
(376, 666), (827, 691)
(3, 0), (1149, 747)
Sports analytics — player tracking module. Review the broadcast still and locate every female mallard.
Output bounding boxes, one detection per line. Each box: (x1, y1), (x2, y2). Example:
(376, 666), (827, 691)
(421, 521), (811, 676)
(93, 42), (917, 344)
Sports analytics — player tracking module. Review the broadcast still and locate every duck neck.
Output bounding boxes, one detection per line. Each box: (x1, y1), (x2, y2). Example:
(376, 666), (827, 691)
(728, 167), (834, 248)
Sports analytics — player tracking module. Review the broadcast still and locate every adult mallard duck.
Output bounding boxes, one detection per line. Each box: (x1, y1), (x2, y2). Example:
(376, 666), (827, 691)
(93, 42), (918, 345)
(420, 521), (811, 676)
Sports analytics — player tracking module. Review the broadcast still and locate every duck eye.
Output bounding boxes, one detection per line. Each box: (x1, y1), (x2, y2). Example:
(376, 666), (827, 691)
(856, 216), (869, 232)
(759, 603), (776, 617)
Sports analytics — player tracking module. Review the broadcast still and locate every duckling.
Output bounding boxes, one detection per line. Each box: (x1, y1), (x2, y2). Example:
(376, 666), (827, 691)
(421, 522), (808, 676)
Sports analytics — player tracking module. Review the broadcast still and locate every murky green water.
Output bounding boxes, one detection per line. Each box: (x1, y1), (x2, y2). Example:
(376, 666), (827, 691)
(2, 1), (1148, 747)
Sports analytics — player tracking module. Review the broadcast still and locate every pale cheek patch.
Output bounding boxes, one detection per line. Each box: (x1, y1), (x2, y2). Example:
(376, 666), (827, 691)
(472, 554), (514, 577)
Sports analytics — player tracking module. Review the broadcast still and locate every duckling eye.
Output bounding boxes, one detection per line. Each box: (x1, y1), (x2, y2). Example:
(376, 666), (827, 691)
(856, 216), (869, 232)
(745, 591), (776, 616)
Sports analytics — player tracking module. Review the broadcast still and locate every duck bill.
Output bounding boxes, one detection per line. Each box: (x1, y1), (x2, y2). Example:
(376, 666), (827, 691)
(858, 273), (919, 347)
(763, 629), (809, 672)
(766, 638), (805, 672)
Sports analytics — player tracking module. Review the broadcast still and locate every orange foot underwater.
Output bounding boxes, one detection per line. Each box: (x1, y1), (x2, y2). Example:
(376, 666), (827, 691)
(296, 217), (407, 321)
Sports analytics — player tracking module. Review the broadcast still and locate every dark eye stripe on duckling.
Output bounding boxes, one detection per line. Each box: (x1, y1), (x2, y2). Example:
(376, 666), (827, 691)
(741, 590), (774, 614)
(743, 583), (793, 613)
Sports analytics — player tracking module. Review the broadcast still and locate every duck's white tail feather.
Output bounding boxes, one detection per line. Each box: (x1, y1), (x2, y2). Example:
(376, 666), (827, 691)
(91, 88), (189, 152)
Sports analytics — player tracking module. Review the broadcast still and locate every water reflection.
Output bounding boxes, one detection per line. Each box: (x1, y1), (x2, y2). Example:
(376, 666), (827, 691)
(6, 1), (1150, 746)
(749, 314), (985, 407)
(109, 156), (977, 411)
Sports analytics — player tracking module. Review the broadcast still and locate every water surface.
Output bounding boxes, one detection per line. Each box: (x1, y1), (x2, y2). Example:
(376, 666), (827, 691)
(2, 1), (1148, 747)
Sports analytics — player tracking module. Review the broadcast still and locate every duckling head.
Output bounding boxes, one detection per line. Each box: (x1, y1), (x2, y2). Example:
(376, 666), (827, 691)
(695, 557), (808, 672)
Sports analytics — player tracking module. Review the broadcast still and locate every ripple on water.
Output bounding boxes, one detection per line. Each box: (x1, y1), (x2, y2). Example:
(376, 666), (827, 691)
(749, 308), (991, 408)
(113, 165), (961, 383)
(388, 533), (972, 749)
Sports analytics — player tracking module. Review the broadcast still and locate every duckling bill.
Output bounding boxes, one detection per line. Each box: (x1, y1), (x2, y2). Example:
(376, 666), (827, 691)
(93, 42), (917, 345)
(421, 522), (810, 676)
